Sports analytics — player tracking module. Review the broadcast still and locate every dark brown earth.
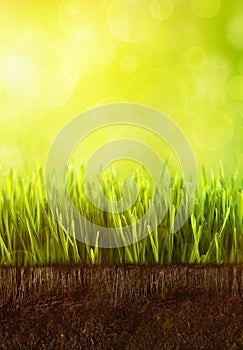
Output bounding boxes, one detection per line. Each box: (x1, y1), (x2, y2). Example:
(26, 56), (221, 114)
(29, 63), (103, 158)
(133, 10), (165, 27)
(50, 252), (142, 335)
(0, 265), (243, 350)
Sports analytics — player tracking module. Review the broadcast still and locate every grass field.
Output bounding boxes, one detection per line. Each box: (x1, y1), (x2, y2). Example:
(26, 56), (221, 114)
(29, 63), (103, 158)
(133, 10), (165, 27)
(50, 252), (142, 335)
(0, 165), (242, 267)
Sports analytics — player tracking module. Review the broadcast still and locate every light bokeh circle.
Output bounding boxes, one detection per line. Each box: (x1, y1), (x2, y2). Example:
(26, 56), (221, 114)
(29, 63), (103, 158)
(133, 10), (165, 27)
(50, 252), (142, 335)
(107, 0), (162, 42)
(126, 69), (188, 121)
(59, 0), (107, 42)
(185, 46), (207, 70)
(206, 70), (229, 102)
(192, 110), (233, 150)
(227, 75), (243, 101)
(227, 13), (243, 50)
(205, 32), (236, 69)
(184, 75), (206, 103)
(191, 0), (221, 18)
(150, 0), (174, 21)
(33, 67), (74, 108)
(50, 37), (80, 85)
(45, 103), (197, 248)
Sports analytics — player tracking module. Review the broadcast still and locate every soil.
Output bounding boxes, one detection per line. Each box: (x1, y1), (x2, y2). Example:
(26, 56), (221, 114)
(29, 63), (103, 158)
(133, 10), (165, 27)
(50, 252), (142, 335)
(0, 264), (243, 350)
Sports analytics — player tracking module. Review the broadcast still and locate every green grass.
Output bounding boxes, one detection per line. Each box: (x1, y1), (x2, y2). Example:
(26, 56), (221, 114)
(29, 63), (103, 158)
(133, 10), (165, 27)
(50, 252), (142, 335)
(0, 165), (242, 266)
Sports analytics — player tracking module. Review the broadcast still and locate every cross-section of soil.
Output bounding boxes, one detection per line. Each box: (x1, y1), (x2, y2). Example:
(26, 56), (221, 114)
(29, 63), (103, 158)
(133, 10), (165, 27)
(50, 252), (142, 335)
(0, 264), (243, 349)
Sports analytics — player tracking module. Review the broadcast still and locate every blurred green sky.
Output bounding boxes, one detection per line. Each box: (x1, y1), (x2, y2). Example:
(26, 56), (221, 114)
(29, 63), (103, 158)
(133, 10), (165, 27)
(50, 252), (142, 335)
(0, 0), (242, 177)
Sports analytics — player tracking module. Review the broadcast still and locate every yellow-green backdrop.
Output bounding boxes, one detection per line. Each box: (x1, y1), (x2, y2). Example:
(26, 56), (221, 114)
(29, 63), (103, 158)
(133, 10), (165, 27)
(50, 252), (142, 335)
(0, 0), (242, 178)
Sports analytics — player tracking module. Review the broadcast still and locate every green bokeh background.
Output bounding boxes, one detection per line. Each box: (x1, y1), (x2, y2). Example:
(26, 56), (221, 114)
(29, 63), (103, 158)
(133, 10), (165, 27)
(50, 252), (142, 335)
(0, 0), (242, 178)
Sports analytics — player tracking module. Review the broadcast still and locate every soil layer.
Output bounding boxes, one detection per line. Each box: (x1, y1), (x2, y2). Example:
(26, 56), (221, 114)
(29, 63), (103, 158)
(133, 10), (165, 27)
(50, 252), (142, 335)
(0, 264), (243, 350)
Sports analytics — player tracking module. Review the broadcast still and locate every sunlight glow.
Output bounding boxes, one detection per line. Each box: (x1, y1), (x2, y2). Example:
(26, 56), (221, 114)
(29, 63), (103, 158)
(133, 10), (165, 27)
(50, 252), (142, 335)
(1, 54), (34, 89)
(0, 0), (241, 173)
